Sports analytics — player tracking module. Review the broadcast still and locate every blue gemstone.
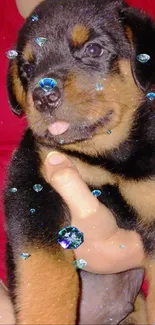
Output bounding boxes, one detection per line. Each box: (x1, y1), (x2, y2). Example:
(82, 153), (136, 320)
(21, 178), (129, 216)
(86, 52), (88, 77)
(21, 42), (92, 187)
(35, 37), (47, 47)
(6, 50), (18, 59)
(30, 208), (36, 214)
(146, 92), (155, 101)
(120, 244), (125, 249)
(38, 78), (57, 93)
(73, 259), (87, 269)
(59, 140), (64, 144)
(107, 130), (111, 134)
(136, 54), (150, 63)
(10, 187), (17, 193)
(58, 226), (84, 249)
(20, 253), (31, 260)
(95, 83), (104, 91)
(31, 14), (39, 22)
(92, 189), (102, 197)
(33, 184), (43, 192)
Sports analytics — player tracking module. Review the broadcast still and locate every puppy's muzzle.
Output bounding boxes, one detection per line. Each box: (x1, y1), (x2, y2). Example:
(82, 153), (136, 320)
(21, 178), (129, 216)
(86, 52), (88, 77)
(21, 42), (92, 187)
(33, 86), (61, 112)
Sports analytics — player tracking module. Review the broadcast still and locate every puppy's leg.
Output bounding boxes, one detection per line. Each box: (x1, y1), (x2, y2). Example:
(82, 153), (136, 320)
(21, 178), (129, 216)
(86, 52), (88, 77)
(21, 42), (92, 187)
(120, 293), (147, 325)
(145, 259), (155, 325)
(15, 247), (79, 324)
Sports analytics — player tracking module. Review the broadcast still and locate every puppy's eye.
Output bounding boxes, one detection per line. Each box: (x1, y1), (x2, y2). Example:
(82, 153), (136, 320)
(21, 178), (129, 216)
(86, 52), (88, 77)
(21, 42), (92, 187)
(22, 63), (33, 78)
(85, 43), (104, 58)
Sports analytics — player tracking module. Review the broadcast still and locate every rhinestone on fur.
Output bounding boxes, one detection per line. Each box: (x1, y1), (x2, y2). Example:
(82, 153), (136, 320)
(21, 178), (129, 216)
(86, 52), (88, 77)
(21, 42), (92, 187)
(73, 259), (87, 269)
(58, 226), (84, 249)
(33, 184), (43, 192)
(38, 78), (57, 93)
(146, 92), (155, 101)
(136, 53), (150, 63)
(92, 189), (102, 197)
(35, 37), (47, 47)
(6, 50), (18, 59)
(20, 253), (31, 260)
(31, 14), (39, 22)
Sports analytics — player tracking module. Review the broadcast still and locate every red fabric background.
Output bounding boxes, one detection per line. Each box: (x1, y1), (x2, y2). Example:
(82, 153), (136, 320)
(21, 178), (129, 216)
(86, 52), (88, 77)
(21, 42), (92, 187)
(0, 0), (25, 282)
(0, 1), (154, 293)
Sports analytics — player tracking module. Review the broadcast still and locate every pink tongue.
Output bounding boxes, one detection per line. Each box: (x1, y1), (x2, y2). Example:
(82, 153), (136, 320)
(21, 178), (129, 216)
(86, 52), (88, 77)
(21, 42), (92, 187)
(48, 121), (70, 136)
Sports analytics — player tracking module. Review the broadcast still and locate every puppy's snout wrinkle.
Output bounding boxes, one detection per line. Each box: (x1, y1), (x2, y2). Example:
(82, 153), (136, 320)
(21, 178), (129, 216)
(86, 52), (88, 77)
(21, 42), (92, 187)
(33, 86), (61, 112)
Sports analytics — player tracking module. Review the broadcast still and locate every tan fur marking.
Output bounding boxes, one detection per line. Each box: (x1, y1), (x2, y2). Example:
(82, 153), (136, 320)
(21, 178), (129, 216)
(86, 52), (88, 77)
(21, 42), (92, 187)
(63, 59), (144, 155)
(71, 24), (90, 46)
(63, 108), (135, 155)
(22, 43), (33, 61)
(25, 92), (48, 136)
(125, 26), (134, 48)
(15, 247), (79, 324)
(145, 260), (155, 324)
(38, 146), (116, 186)
(118, 177), (155, 222)
(66, 157), (117, 186)
(27, 60), (143, 157)
(11, 60), (26, 108)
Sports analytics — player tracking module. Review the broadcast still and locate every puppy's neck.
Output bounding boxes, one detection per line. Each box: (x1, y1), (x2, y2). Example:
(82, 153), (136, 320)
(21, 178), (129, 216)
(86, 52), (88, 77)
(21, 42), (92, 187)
(37, 143), (117, 187)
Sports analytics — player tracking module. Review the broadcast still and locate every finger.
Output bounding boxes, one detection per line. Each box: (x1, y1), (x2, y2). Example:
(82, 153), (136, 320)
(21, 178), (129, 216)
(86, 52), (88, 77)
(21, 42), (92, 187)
(73, 229), (144, 273)
(44, 152), (117, 240)
(0, 281), (15, 325)
(45, 152), (99, 217)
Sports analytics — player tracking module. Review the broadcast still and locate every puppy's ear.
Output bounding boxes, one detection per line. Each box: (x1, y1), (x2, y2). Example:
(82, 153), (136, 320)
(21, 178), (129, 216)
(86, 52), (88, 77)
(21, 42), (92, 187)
(120, 5), (155, 91)
(7, 58), (26, 116)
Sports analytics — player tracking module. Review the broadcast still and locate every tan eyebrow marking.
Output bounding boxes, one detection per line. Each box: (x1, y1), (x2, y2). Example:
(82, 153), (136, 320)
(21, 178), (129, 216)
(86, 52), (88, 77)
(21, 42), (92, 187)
(23, 43), (34, 61)
(71, 24), (90, 46)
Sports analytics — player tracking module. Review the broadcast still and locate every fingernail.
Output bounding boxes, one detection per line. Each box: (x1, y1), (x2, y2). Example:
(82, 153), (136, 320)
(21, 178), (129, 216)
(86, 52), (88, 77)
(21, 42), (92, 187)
(0, 279), (8, 292)
(46, 151), (66, 165)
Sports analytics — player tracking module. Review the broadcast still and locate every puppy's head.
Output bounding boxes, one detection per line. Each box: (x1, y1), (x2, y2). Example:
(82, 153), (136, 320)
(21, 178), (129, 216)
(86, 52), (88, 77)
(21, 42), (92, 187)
(7, 0), (155, 154)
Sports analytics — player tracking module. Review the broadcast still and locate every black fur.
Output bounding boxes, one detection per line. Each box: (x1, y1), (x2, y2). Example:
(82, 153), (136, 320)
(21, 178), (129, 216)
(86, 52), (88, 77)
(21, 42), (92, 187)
(5, 129), (70, 249)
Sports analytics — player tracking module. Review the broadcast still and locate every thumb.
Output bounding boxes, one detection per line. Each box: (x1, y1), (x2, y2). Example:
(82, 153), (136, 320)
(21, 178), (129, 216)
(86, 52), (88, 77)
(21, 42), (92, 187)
(44, 151), (117, 241)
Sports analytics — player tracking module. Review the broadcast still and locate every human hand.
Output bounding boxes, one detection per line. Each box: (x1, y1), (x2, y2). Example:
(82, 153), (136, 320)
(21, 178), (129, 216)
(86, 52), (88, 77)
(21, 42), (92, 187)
(45, 152), (144, 274)
(15, 0), (43, 18)
(0, 280), (15, 325)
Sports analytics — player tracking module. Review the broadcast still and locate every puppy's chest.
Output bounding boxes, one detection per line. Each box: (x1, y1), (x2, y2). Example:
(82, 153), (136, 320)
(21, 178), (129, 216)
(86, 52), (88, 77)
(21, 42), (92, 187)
(71, 157), (155, 226)
(39, 147), (155, 226)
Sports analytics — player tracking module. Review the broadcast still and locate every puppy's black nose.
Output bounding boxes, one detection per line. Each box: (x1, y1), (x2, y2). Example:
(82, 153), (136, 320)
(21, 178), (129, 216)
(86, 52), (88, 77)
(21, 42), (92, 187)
(33, 86), (61, 112)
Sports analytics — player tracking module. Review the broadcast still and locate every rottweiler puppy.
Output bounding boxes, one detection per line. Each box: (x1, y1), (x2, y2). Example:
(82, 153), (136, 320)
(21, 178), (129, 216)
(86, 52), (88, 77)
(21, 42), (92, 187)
(4, 0), (155, 323)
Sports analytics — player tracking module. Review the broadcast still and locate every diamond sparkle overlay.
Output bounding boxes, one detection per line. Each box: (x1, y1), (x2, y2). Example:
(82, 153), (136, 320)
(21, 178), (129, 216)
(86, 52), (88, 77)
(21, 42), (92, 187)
(6, 50), (18, 59)
(92, 189), (102, 197)
(136, 54), (150, 63)
(35, 37), (47, 47)
(146, 92), (155, 101)
(31, 14), (39, 22)
(33, 184), (43, 192)
(30, 208), (36, 214)
(95, 83), (104, 91)
(58, 226), (84, 249)
(38, 78), (57, 93)
(20, 253), (31, 260)
(73, 259), (87, 269)
(10, 187), (17, 193)
(120, 244), (126, 249)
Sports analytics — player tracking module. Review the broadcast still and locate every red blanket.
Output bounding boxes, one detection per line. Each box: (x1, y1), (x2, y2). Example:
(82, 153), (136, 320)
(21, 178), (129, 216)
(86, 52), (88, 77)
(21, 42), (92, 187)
(0, 0), (25, 282)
